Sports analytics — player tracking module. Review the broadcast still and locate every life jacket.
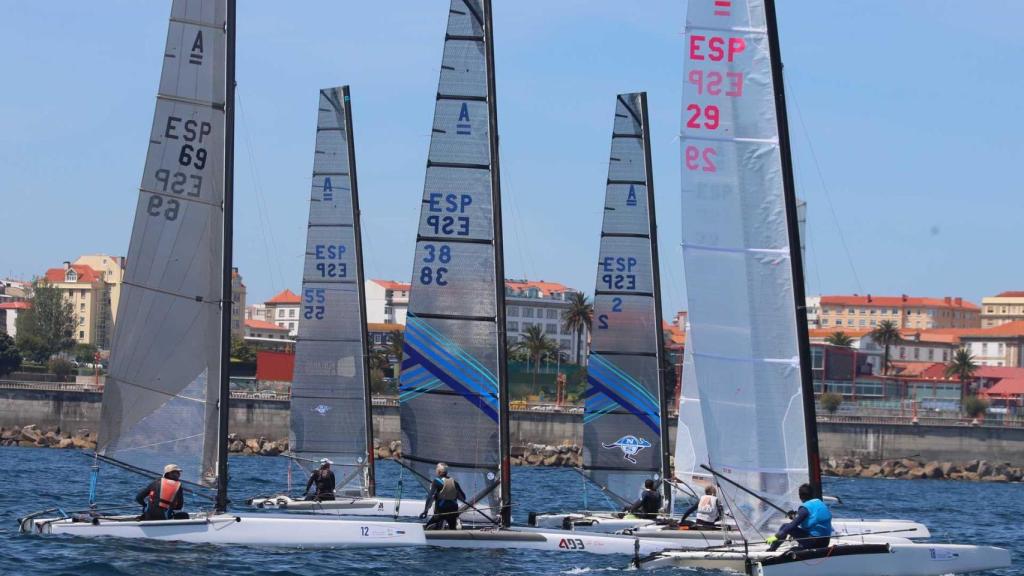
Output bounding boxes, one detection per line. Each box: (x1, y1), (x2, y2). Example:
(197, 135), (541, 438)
(640, 489), (663, 514)
(149, 478), (182, 510)
(696, 495), (720, 523)
(435, 477), (458, 503)
(798, 498), (833, 538)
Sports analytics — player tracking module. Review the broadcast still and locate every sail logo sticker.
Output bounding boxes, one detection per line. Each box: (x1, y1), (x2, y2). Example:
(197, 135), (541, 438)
(456, 102), (472, 135)
(313, 404), (332, 416)
(322, 176), (334, 202)
(602, 435), (651, 464)
(189, 31), (204, 65)
(626, 184), (638, 207)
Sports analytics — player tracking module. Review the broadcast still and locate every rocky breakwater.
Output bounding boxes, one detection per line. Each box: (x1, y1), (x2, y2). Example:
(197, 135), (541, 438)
(1, 425), (97, 450)
(824, 456), (1024, 483)
(370, 440), (583, 467)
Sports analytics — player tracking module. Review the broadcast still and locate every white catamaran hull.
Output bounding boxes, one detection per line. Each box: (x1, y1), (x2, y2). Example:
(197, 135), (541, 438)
(531, 512), (930, 540)
(423, 526), (687, 556)
(639, 543), (1012, 575)
(248, 495), (425, 518)
(21, 512), (426, 548)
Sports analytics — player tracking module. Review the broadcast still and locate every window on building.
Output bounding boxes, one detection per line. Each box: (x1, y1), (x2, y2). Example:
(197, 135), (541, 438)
(870, 309), (876, 315)
(277, 322), (286, 328)
(507, 306), (519, 317)
(508, 321), (519, 332)
(858, 319), (866, 326)
(546, 309), (558, 319)
(871, 319), (878, 326)
(899, 347), (906, 359)
(943, 350), (949, 361)
(523, 308), (534, 318)
(79, 303), (85, 311)
(289, 322), (295, 330)
(289, 308), (296, 318)
(546, 323), (557, 334)
(811, 348), (824, 370)
(982, 343), (988, 353)
(848, 308), (854, 314)
(822, 319), (829, 326)
(998, 343), (1005, 353)
(913, 348), (920, 359)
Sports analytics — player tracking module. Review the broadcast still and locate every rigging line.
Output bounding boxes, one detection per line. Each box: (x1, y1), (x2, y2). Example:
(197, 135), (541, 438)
(785, 76), (863, 293)
(500, 152), (533, 281)
(236, 85), (284, 293)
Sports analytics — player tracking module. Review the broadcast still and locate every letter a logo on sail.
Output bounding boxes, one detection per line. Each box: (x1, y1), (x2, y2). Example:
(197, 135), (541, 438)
(322, 177), (334, 202)
(457, 102), (472, 135)
(626, 184), (638, 207)
(189, 31), (204, 65)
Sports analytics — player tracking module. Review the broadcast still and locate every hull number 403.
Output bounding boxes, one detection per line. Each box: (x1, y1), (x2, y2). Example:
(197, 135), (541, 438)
(558, 538), (585, 550)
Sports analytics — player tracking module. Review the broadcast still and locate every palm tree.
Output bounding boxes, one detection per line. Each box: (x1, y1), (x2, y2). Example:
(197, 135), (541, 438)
(562, 292), (593, 365)
(945, 347), (979, 411)
(516, 325), (557, 393)
(869, 320), (901, 375)
(824, 331), (854, 348)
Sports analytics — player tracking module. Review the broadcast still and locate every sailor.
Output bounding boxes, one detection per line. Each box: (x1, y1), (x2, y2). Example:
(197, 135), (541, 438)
(419, 462), (466, 530)
(766, 483), (833, 551)
(624, 478), (664, 520)
(304, 458), (336, 501)
(680, 485), (723, 527)
(135, 464), (185, 521)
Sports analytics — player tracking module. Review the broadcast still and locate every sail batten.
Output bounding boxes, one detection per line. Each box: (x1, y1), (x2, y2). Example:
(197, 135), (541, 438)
(680, 0), (808, 538)
(582, 93), (668, 507)
(400, 0), (506, 524)
(288, 86), (374, 497)
(98, 0), (227, 489)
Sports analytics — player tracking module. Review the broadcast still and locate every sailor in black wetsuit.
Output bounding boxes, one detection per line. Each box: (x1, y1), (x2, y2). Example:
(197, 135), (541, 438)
(304, 458), (336, 501)
(419, 462), (466, 530)
(624, 478), (664, 520)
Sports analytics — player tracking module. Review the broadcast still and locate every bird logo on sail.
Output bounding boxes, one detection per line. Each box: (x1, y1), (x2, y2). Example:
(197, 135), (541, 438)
(313, 404), (332, 416)
(602, 435), (651, 464)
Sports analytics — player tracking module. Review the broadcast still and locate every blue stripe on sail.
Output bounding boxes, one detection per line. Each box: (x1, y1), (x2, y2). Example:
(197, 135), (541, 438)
(402, 344), (498, 422)
(586, 375), (659, 434)
(398, 366), (432, 390)
(589, 354), (659, 409)
(399, 378), (442, 402)
(407, 316), (497, 391)
(587, 356), (659, 416)
(403, 328), (497, 406)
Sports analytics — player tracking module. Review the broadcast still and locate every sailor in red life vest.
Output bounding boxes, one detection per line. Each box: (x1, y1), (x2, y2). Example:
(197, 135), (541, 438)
(135, 464), (185, 521)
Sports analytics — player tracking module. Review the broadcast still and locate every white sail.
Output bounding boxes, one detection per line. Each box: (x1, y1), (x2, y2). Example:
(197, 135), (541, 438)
(98, 0), (227, 488)
(672, 324), (712, 497)
(679, 0), (807, 538)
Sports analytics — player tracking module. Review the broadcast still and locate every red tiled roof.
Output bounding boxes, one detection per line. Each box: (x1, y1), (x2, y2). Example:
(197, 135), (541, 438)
(245, 319), (289, 331)
(982, 378), (1024, 397)
(368, 323), (405, 333)
(924, 320), (1024, 339)
(889, 361), (944, 377)
(372, 279), (411, 292)
(808, 328), (873, 339)
(44, 264), (101, 284)
(505, 280), (572, 296)
(662, 321), (685, 345)
(266, 289), (301, 305)
(974, 366), (1024, 380)
(820, 295), (979, 311)
(0, 301), (31, 310)
(995, 291), (1024, 298)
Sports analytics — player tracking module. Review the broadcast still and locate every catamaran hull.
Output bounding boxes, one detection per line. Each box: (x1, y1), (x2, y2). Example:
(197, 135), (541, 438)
(248, 495), (425, 518)
(639, 543), (1012, 575)
(424, 527), (685, 556)
(530, 512), (929, 539)
(21, 513), (426, 548)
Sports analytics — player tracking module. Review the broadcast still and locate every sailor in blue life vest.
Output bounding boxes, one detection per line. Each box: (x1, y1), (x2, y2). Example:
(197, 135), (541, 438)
(680, 485), (723, 528)
(419, 462), (466, 530)
(135, 464), (185, 521)
(304, 458), (336, 501)
(624, 478), (664, 520)
(766, 483), (833, 551)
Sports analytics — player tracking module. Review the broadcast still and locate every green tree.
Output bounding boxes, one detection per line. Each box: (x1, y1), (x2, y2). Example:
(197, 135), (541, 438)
(945, 347), (979, 407)
(869, 320), (901, 375)
(562, 292), (593, 365)
(230, 337), (256, 363)
(16, 281), (75, 363)
(0, 332), (23, 377)
(48, 357), (76, 381)
(962, 395), (989, 419)
(824, 331), (854, 348)
(515, 325), (557, 393)
(386, 330), (405, 379)
(72, 342), (99, 364)
(820, 392), (843, 415)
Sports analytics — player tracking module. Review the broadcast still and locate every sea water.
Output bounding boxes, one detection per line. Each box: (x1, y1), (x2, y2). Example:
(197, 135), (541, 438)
(0, 447), (1019, 575)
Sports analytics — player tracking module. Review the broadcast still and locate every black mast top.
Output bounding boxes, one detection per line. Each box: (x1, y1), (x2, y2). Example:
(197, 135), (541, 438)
(638, 93), (673, 508)
(764, 0), (822, 497)
(481, 0), (511, 528)
(342, 85), (377, 497)
(215, 0), (237, 514)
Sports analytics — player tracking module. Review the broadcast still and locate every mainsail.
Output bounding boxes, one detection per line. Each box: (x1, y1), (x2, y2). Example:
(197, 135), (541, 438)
(679, 0), (812, 537)
(672, 323), (712, 495)
(98, 0), (228, 490)
(582, 92), (670, 508)
(289, 86), (375, 497)
(399, 0), (509, 525)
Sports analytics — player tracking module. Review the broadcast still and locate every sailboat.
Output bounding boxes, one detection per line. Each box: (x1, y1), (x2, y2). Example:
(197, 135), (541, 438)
(18, 0), (424, 547)
(247, 87), (421, 518)
(394, 0), (690, 556)
(636, 0), (1010, 572)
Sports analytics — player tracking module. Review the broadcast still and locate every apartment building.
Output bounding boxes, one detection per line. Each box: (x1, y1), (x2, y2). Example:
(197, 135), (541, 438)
(43, 262), (109, 347)
(265, 289), (301, 336)
(981, 291), (1024, 328)
(819, 294), (980, 331)
(365, 279), (410, 325)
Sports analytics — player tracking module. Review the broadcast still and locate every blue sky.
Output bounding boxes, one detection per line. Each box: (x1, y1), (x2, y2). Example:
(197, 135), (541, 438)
(2, 1), (1021, 315)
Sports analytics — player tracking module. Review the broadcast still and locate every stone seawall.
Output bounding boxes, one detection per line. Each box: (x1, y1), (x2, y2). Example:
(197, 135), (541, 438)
(3, 389), (1024, 468)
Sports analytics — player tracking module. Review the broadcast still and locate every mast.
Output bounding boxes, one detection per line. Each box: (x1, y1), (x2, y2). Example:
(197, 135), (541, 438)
(344, 85), (376, 496)
(215, 0), (236, 514)
(639, 93), (672, 507)
(482, 0), (511, 528)
(764, 0), (822, 497)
